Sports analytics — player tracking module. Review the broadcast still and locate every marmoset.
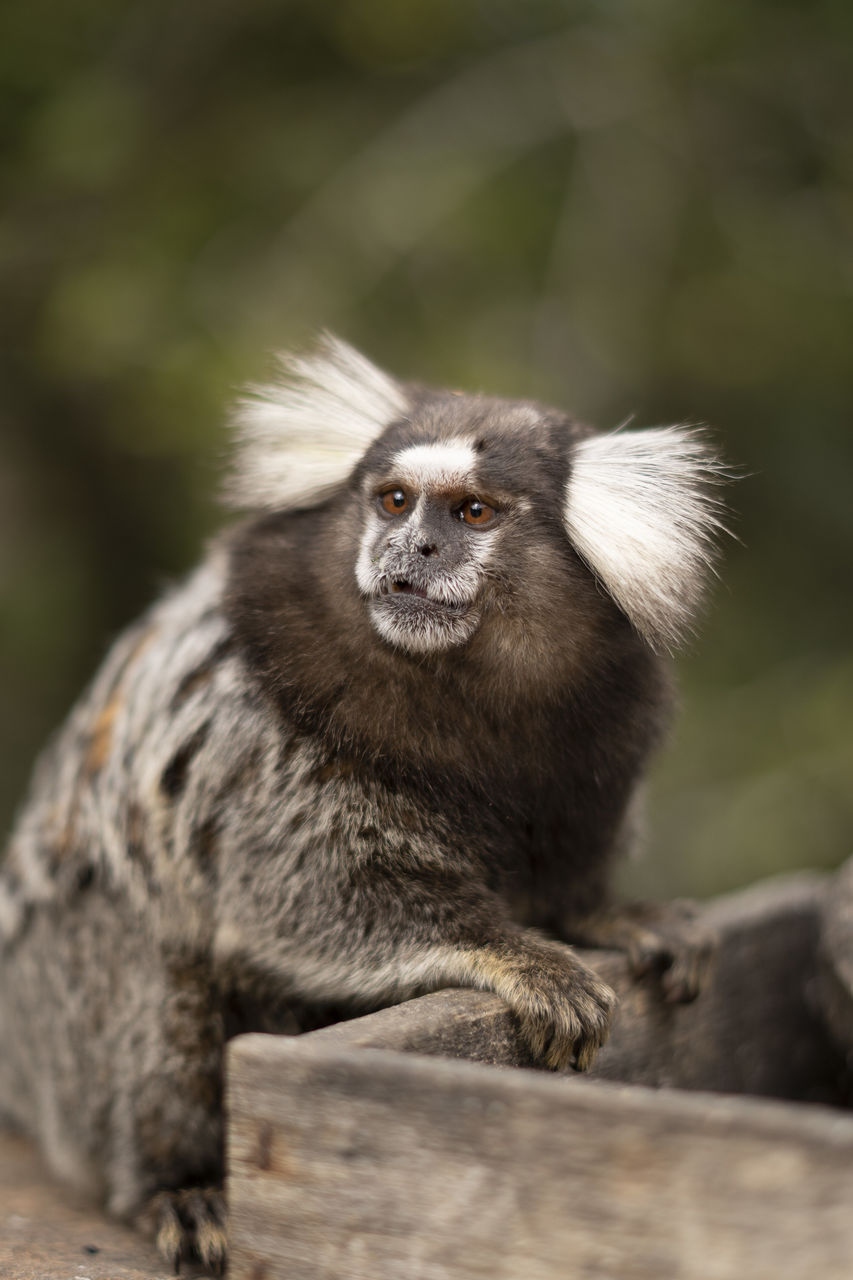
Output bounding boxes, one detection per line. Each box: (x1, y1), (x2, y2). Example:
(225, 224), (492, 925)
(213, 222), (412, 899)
(0, 337), (726, 1271)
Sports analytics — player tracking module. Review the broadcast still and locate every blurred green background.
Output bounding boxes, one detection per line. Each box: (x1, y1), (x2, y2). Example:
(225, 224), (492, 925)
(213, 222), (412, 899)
(1, 0), (851, 899)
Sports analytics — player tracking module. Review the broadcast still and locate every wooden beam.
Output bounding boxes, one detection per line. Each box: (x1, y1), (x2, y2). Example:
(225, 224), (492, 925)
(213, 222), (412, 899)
(817, 855), (853, 1063)
(227, 1035), (853, 1280)
(226, 873), (853, 1279)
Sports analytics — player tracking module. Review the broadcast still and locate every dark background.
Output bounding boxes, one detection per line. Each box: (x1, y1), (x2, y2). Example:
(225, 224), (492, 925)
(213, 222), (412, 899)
(2, 0), (851, 899)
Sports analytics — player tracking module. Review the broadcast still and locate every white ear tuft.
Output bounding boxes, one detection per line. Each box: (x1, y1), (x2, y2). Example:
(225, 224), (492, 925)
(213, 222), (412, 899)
(225, 334), (408, 510)
(564, 427), (730, 651)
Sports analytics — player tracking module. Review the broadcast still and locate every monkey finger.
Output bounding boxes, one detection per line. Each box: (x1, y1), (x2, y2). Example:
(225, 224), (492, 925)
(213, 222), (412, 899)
(660, 933), (716, 1004)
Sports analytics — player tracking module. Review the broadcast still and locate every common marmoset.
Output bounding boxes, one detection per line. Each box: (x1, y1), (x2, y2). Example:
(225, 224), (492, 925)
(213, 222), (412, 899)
(0, 337), (726, 1271)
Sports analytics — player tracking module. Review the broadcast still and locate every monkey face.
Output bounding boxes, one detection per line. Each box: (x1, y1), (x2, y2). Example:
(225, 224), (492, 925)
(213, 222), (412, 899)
(229, 337), (727, 659)
(351, 408), (582, 661)
(354, 440), (500, 654)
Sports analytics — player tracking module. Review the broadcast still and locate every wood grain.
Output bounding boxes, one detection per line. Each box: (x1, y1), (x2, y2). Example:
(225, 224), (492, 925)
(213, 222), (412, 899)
(226, 873), (853, 1280)
(227, 1035), (853, 1280)
(0, 1129), (181, 1280)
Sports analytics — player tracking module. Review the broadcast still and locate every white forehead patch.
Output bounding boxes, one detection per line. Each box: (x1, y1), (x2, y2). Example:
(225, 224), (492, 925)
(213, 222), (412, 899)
(390, 440), (478, 492)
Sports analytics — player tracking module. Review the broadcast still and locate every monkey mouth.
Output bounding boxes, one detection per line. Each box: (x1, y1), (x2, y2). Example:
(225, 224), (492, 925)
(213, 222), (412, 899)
(381, 579), (467, 612)
(390, 579), (429, 599)
(368, 577), (481, 653)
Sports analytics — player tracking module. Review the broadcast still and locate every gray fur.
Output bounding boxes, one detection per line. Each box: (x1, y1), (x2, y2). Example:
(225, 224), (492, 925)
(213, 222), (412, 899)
(0, 338), (727, 1269)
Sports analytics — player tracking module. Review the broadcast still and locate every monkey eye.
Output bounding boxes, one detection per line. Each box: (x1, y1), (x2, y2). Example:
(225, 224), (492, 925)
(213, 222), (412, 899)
(458, 497), (496, 527)
(379, 488), (409, 516)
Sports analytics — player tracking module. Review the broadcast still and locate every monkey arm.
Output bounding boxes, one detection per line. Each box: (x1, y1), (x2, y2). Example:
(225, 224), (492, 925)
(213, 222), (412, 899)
(211, 859), (615, 1072)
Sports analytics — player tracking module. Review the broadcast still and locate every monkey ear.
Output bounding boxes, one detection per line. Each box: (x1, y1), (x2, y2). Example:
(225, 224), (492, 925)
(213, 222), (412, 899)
(563, 427), (730, 651)
(225, 333), (408, 511)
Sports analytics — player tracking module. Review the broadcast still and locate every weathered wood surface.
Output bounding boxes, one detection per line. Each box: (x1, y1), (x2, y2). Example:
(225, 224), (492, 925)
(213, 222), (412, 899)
(306, 872), (843, 1102)
(0, 1127), (184, 1280)
(226, 873), (853, 1280)
(227, 1035), (853, 1280)
(817, 854), (853, 1065)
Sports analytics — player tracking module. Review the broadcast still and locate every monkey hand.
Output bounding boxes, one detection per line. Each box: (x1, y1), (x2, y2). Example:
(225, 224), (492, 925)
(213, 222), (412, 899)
(459, 935), (616, 1071)
(568, 899), (717, 1004)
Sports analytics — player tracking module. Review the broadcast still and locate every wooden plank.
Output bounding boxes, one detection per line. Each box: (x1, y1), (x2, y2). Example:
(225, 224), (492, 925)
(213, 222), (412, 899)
(226, 1034), (853, 1280)
(305, 873), (842, 1102)
(816, 854), (853, 1059)
(0, 1128), (181, 1280)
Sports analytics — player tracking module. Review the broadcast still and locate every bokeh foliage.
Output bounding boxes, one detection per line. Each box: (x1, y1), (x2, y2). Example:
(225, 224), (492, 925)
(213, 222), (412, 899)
(2, 0), (852, 896)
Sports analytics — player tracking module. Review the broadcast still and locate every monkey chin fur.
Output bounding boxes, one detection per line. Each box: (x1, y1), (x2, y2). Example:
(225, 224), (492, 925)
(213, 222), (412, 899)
(367, 593), (481, 655)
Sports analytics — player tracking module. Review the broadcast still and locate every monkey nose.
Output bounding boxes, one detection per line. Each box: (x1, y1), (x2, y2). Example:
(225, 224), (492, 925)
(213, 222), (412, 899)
(418, 542), (438, 557)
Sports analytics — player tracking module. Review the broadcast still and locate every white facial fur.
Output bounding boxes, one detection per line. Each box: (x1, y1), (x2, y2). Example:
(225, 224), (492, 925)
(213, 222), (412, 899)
(356, 440), (497, 656)
(563, 426), (728, 651)
(226, 333), (408, 510)
(389, 441), (478, 491)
